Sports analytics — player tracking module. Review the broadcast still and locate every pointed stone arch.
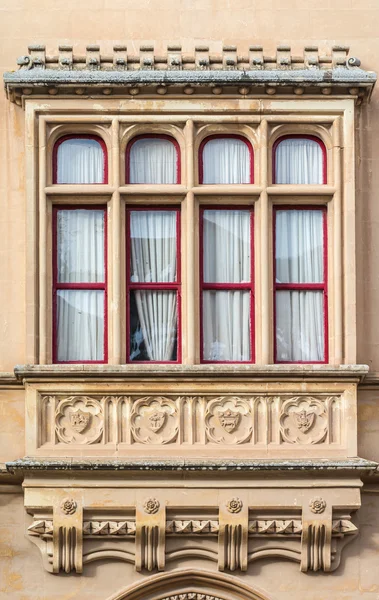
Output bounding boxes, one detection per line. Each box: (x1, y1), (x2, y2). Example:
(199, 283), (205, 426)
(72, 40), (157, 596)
(107, 569), (273, 600)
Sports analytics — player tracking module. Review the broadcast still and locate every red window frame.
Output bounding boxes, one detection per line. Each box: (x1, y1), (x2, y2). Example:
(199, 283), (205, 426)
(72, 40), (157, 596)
(52, 205), (108, 364)
(272, 134), (327, 184)
(273, 205), (328, 364)
(53, 134), (108, 184)
(198, 134), (254, 184)
(126, 205), (182, 364)
(200, 206), (255, 364)
(125, 134), (181, 184)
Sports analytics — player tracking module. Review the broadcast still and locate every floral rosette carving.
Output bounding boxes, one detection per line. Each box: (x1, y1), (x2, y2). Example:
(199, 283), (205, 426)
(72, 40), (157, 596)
(144, 498), (160, 514)
(226, 497), (243, 513)
(55, 396), (103, 444)
(61, 498), (77, 515)
(130, 396), (178, 444)
(205, 396), (252, 444)
(309, 497), (326, 514)
(279, 396), (331, 445)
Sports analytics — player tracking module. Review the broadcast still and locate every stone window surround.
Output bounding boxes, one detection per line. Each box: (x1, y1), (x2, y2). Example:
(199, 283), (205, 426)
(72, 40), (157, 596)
(25, 97), (354, 367)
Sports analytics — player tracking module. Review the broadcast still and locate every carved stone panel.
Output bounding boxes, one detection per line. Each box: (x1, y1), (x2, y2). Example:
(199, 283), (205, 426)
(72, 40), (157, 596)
(55, 396), (103, 444)
(131, 397), (179, 444)
(32, 388), (346, 456)
(279, 396), (329, 444)
(205, 397), (253, 444)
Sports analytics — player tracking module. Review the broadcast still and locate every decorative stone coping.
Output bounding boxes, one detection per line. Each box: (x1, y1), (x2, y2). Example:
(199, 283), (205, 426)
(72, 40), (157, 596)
(13, 363), (369, 382)
(6, 457), (378, 473)
(3, 43), (376, 103)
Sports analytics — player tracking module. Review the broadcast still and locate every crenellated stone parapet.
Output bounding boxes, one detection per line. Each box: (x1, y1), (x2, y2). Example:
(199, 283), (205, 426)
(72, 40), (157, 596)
(3, 42), (376, 104)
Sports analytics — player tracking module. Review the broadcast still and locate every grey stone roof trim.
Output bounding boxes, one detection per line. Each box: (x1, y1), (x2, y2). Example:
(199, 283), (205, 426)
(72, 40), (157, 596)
(6, 457), (378, 473)
(13, 363), (369, 382)
(3, 43), (376, 102)
(4, 66), (376, 87)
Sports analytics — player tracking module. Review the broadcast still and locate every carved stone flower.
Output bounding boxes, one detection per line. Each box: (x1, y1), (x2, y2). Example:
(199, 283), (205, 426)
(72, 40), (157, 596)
(143, 497), (160, 514)
(309, 497), (326, 514)
(61, 498), (77, 515)
(226, 497), (243, 513)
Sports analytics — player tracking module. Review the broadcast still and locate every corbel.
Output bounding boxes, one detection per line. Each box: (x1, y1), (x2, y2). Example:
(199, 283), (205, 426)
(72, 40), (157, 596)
(301, 497), (332, 572)
(218, 496), (248, 572)
(195, 45), (210, 70)
(58, 45), (73, 70)
(52, 495), (83, 574)
(135, 497), (166, 572)
(86, 45), (101, 70)
(223, 45), (237, 70)
(249, 46), (263, 69)
(140, 45), (155, 70)
(167, 45), (182, 70)
(113, 45), (127, 70)
(304, 46), (319, 69)
(276, 45), (291, 69)
(28, 44), (46, 69)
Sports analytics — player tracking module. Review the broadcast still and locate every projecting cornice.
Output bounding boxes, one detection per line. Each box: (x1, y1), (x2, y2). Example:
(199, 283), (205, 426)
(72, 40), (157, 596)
(3, 43), (376, 105)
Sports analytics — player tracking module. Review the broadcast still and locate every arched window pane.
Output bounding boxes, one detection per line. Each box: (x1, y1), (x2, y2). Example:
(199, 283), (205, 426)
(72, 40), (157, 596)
(201, 137), (251, 184)
(129, 137), (178, 184)
(275, 137), (324, 184)
(56, 137), (105, 184)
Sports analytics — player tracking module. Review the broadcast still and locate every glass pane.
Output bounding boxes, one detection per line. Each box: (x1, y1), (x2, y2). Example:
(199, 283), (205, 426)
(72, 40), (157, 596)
(56, 290), (104, 361)
(275, 138), (323, 184)
(57, 209), (105, 283)
(203, 290), (250, 361)
(202, 138), (251, 184)
(129, 291), (177, 361)
(275, 210), (323, 284)
(56, 138), (104, 184)
(130, 211), (177, 282)
(203, 210), (250, 283)
(276, 290), (324, 362)
(129, 138), (177, 184)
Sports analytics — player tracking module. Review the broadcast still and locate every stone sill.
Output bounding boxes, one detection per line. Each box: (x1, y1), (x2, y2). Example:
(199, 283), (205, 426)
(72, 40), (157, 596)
(6, 457), (378, 474)
(13, 364), (369, 383)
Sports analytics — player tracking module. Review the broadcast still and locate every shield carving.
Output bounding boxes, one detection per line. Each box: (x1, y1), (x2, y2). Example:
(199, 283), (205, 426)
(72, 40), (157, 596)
(219, 409), (241, 433)
(69, 409), (91, 433)
(293, 409), (315, 433)
(148, 410), (167, 433)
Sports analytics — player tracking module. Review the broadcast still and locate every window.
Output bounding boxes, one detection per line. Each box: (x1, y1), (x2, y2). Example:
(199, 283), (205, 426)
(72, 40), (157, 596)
(47, 126), (333, 366)
(127, 207), (181, 363)
(201, 207), (254, 362)
(53, 206), (107, 363)
(199, 135), (253, 184)
(273, 135), (326, 184)
(274, 207), (327, 363)
(53, 135), (107, 184)
(126, 135), (180, 184)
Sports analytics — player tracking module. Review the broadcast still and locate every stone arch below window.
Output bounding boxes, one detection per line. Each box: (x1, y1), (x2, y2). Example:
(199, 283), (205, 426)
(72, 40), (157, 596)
(106, 569), (272, 600)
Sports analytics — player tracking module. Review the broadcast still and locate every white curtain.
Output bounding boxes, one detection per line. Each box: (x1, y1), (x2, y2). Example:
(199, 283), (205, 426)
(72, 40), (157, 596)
(275, 138), (323, 184)
(56, 209), (105, 362)
(57, 290), (104, 362)
(202, 210), (251, 361)
(56, 138), (104, 184)
(130, 210), (177, 361)
(275, 210), (324, 362)
(129, 138), (177, 184)
(202, 138), (251, 184)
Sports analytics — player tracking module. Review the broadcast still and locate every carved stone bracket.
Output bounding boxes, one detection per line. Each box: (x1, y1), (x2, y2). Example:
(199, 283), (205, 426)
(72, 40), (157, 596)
(135, 497), (166, 572)
(25, 497), (359, 575)
(218, 496), (248, 572)
(300, 498), (332, 572)
(53, 495), (83, 574)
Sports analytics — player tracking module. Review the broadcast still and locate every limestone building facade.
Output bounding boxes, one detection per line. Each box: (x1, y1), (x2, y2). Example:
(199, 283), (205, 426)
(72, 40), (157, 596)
(1, 3), (379, 600)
